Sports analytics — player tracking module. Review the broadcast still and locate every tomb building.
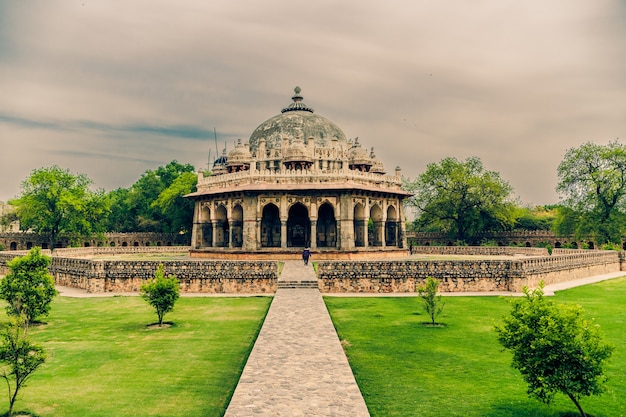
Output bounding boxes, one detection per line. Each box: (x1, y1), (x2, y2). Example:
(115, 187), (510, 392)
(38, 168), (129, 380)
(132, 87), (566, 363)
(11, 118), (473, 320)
(187, 87), (410, 257)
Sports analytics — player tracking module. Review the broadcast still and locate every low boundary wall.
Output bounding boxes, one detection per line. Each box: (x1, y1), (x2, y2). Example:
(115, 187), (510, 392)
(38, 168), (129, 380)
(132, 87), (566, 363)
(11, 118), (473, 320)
(317, 248), (623, 293)
(0, 249), (277, 294)
(1, 247), (624, 294)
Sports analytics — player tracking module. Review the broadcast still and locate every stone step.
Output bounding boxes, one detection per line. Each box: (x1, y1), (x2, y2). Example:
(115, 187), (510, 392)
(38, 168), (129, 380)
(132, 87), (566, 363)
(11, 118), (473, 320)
(278, 280), (319, 289)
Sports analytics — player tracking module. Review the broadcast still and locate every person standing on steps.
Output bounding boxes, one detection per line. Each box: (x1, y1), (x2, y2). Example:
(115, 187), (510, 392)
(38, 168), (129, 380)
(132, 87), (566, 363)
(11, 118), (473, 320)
(302, 247), (311, 265)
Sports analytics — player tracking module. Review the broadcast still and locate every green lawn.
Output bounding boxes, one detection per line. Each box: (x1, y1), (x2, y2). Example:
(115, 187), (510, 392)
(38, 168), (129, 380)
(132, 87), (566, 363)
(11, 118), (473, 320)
(325, 277), (626, 417)
(1, 296), (272, 417)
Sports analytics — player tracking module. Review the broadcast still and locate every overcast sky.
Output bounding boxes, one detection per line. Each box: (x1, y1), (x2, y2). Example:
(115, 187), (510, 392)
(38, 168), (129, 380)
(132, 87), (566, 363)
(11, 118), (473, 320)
(1, 1), (625, 205)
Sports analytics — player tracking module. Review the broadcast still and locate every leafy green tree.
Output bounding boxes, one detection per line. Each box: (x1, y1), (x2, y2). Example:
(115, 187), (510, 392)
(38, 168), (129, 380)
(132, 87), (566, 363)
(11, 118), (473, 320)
(9, 166), (109, 249)
(0, 315), (46, 417)
(513, 205), (557, 231)
(404, 157), (515, 242)
(416, 277), (445, 325)
(557, 141), (626, 244)
(140, 265), (180, 327)
(495, 283), (613, 417)
(106, 160), (195, 234)
(0, 248), (57, 326)
(151, 171), (197, 234)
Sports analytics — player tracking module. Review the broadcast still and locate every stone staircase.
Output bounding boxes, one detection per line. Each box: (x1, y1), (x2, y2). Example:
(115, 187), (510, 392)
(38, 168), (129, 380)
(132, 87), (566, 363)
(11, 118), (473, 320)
(278, 280), (319, 289)
(278, 260), (318, 289)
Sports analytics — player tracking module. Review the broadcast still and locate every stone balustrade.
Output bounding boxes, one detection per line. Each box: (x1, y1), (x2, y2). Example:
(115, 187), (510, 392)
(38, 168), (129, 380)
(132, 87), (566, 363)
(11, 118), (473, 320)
(197, 168), (402, 191)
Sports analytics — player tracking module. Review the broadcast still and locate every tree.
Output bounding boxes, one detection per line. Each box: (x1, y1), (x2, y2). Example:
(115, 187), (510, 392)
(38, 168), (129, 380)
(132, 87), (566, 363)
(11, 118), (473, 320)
(106, 160), (196, 234)
(495, 283), (613, 417)
(0, 315), (46, 417)
(151, 171), (197, 234)
(0, 247), (57, 326)
(140, 265), (180, 327)
(557, 141), (626, 244)
(9, 166), (109, 249)
(416, 277), (445, 325)
(404, 157), (515, 242)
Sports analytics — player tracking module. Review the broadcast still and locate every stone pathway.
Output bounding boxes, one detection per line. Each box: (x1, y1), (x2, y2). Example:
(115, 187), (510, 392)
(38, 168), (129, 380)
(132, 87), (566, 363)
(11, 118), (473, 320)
(224, 260), (370, 416)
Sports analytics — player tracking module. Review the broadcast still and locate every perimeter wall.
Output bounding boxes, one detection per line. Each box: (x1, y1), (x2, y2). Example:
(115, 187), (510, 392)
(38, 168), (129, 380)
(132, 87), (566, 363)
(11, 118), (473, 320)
(0, 247), (624, 293)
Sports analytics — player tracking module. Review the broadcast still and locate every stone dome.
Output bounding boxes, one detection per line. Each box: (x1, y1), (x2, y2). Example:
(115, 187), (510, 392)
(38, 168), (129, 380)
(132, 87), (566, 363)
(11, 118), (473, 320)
(347, 138), (372, 168)
(284, 137), (312, 164)
(227, 138), (252, 167)
(249, 87), (348, 152)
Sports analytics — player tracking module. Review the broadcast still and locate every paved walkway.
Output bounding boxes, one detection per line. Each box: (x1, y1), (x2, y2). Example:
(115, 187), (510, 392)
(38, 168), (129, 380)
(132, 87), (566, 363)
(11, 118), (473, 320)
(224, 261), (370, 416)
(54, 268), (625, 416)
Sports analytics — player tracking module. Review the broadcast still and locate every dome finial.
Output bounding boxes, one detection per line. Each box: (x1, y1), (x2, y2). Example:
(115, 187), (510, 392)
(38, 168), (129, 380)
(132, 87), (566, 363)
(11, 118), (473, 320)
(282, 86), (314, 113)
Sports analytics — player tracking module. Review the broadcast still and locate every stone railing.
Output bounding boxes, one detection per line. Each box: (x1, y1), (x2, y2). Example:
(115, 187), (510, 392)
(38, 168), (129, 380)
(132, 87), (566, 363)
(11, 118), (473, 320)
(411, 246), (548, 256)
(51, 246), (192, 258)
(317, 250), (623, 293)
(52, 257), (278, 293)
(197, 168), (403, 191)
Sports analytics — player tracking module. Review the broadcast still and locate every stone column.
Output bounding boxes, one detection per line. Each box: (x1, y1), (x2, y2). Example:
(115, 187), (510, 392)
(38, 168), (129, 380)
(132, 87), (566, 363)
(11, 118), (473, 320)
(364, 198), (370, 248)
(338, 194), (354, 250)
(211, 220), (218, 248)
(310, 220), (317, 249)
(190, 201), (200, 249)
(281, 220), (287, 248)
(381, 206), (387, 249)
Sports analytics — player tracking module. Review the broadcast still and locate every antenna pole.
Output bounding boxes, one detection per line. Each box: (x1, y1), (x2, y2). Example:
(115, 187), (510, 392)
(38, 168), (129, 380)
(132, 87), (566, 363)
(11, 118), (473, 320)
(214, 127), (219, 156)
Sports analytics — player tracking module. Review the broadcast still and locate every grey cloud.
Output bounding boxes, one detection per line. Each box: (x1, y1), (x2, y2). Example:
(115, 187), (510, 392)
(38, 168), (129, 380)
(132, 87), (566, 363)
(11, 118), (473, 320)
(1, 0), (625, 205)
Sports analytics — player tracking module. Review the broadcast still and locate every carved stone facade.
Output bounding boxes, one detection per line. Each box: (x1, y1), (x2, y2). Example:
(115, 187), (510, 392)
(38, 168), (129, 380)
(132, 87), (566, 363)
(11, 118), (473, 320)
(187, 88), (410, 256)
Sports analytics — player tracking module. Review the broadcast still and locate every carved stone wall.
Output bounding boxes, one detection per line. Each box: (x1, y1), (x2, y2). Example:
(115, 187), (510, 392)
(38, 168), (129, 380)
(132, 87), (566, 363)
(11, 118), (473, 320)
(317, 250), (623, 293)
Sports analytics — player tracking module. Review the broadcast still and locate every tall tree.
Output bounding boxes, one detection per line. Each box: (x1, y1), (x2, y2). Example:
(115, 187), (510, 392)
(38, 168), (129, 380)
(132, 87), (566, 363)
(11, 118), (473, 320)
(404, 157), (515, 242)
(106, 160), (195, 233)
(10, 166), (109, 249)
(557, 141), (626, 244)
(151, 171), (197, 234)
(495, 283), (613, 417)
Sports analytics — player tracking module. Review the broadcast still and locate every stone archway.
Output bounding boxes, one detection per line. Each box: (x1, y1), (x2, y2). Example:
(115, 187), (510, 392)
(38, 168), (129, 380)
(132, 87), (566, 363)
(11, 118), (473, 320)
(200, 204), (213, 247)
(353, 203), (366, 247)
(261, 204), (281, 248)
(215, 205), (229, 247)
(317, 203), (337, 248)
(369, 204), (383, 246)
(287, 203), (310, 247)
(385, 205), (398, 246)
(231, 204), (244, 248)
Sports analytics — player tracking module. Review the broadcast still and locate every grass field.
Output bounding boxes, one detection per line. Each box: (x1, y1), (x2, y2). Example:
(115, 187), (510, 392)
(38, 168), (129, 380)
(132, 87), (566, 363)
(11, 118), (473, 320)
(325, 277), (626, 417)
(0, 296), (272, 417)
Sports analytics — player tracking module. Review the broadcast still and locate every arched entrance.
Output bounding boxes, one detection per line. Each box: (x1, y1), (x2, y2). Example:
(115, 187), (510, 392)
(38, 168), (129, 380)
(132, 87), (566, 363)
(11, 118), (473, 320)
(200, 205), (212, 247)
(231, 204), (243, 248)
(215, 205), (229, 247)
(385, 205), (398, 246)
(370, 204), (383, 246)
(288, 203), (310, 247)
(354, 203), (366, 247)
(317, 203), (337, 247)
(261, 204), (280, 247)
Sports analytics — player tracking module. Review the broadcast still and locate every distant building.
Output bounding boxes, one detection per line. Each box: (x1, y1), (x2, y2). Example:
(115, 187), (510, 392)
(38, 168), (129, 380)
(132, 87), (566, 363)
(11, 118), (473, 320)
(0, 202), (19, 233)
(186, 87), (410, 257)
